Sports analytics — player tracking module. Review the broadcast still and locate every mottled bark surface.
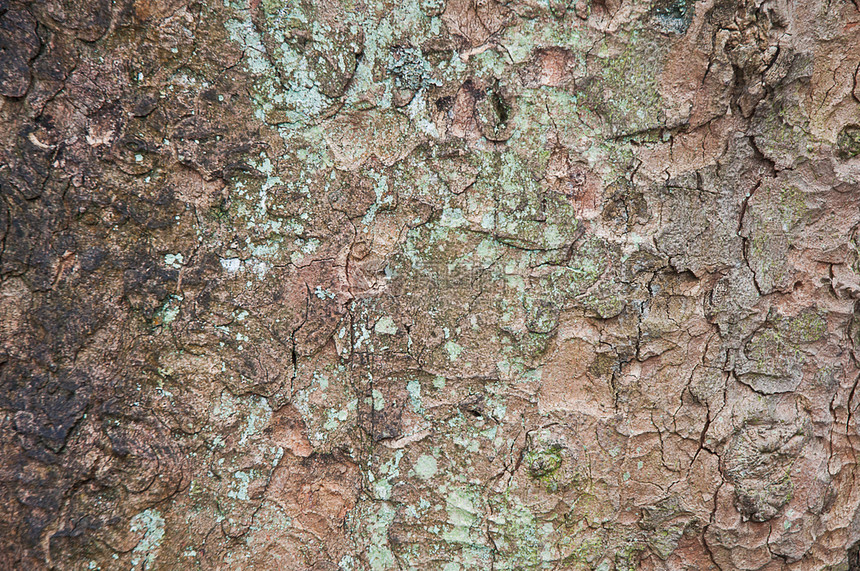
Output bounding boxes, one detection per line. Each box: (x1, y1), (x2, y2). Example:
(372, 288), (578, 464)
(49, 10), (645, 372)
(2, 0), (860, 569)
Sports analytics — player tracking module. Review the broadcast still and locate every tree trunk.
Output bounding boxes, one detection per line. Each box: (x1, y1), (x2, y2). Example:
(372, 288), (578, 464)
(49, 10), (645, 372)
(2, 0), (860, 568)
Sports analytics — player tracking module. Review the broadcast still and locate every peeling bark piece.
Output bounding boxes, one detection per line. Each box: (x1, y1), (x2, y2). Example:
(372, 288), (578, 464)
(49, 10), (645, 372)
(521, 48), (578, 89)
(476, 82), (513, 141)
(735, 327), (804, 394)
(42, 0), (110, 41)
(724, 419), (809, 522)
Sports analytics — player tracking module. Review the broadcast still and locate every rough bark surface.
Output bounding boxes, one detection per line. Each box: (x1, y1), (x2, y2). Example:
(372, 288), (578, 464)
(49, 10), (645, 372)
(2, 0), (860, 569)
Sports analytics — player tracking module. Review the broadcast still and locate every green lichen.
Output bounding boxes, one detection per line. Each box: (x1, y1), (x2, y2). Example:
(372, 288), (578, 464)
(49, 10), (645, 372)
(837, 125), (860, 158)
(778, 309), (826, 344)
(525, 446), (563, 479)
(777, 185), (808, 231)
(588, 32), (666, 139)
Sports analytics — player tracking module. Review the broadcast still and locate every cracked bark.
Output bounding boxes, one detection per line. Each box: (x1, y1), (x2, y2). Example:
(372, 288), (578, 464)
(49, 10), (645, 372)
(2, 0), (860, 569)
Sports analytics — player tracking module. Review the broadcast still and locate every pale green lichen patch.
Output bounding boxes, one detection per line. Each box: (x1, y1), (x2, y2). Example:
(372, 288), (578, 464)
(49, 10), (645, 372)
(444, 340), (464, 361)
(414, 454), (438, 480)
(129, 509), (165, 569)
(239, 396), (273, 446)
(356, 501), (398, 571)
(372, 389), (386, 412)
(778, 308), (827, 344)
(153, 294), (183, 327)
(737, 308), (827, 393)
(164, 252), (184, 268)
(442, 488), (482, 545)
(406, 379), (423, 413)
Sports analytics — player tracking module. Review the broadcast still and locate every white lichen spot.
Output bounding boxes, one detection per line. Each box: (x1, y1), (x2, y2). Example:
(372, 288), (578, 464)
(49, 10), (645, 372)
(354, 323), (372, 350)
(157, 295), (183, 325)
(228, 470), (253, 500)
(239, 396), (272, 446)
(440, 207), (467, 228)
(251, 260), (269, 278)
(314, 371), (329, 390)
(164, 253), (184, 268)
(323, 407), (349, 431)
(372, 389), (385, 411)
(220, 258), (242, 273)
(314, 286), (336, 300)
(374, 315), (398, 335)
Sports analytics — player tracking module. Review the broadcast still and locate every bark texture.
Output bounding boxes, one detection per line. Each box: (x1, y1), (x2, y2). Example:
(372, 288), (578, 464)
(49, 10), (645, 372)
(2, 0), (860, 569)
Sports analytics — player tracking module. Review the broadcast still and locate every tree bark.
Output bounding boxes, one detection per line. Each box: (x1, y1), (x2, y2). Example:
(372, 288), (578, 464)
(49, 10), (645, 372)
(2, 0), (860, 568)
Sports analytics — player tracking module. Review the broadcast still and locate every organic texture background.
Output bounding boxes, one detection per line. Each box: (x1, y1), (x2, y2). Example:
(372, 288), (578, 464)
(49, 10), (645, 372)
(3, 0), (860, 568)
